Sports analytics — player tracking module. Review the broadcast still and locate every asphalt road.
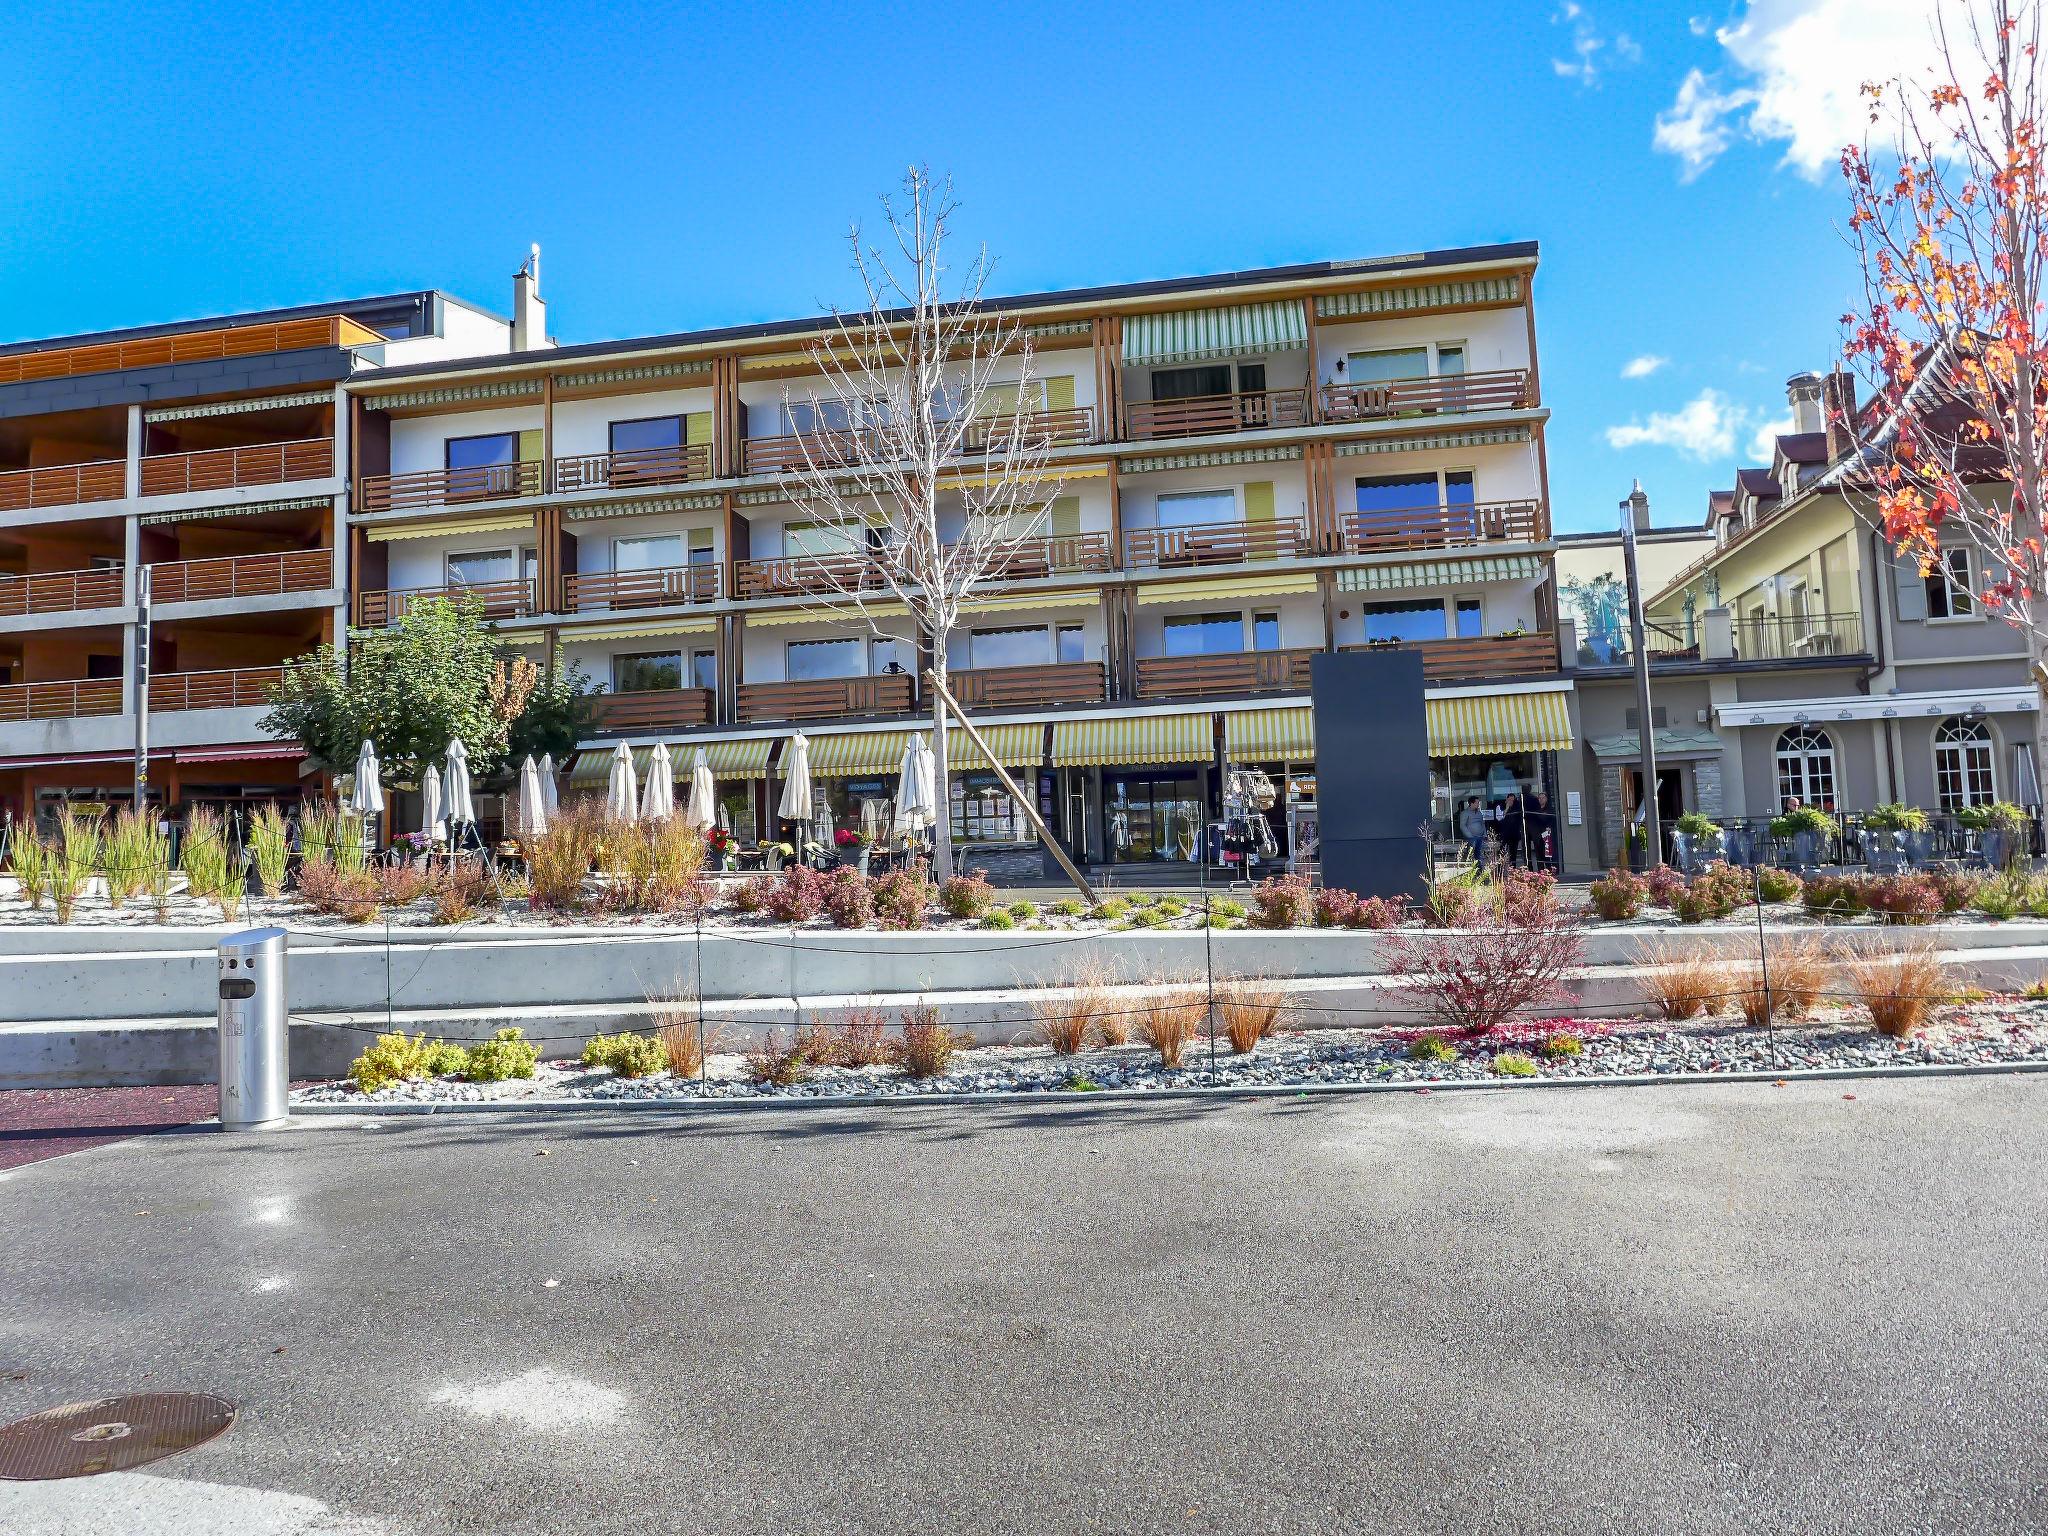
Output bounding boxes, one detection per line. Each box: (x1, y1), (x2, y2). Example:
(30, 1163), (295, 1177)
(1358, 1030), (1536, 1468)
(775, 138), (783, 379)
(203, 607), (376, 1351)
(0, 1077), (2043, 1535)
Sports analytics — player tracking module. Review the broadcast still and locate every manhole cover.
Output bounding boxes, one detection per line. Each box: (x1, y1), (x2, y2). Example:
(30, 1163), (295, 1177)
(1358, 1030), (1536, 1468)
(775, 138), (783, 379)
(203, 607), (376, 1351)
(0, 1393), (235, 1480)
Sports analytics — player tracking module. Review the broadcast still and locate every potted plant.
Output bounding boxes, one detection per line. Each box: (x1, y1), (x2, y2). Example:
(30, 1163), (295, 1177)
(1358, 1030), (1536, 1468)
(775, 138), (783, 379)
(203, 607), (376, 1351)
(1957, 801), (2028, 868)
(1671, 812), (1723, 873)
(1865, 803), (1929, 833)
(1767, 805), (1839, 840)
(705, 825), (735, 871)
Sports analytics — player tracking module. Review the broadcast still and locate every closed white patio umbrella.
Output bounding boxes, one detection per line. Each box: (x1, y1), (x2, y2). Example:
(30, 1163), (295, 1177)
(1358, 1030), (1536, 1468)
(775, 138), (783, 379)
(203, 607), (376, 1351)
(538, 753), (561, 816)
(641, 742), (675, 821)
(347, 738), (384, 818)
(514, 755), (548, 838)
(419, 763), (445, 844)
(605, 743), (639, 822)
(684, 748), (717, 831)
(443, 739), (476, 830)
(894, 733), (935, 841)
(778, 733), (813, 855)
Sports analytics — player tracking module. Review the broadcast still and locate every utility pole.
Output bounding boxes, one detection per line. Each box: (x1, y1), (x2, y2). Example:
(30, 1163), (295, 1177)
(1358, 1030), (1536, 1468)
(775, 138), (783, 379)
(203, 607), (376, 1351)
(1620, 482), (1661, 869)
(133, 563), (152, 811)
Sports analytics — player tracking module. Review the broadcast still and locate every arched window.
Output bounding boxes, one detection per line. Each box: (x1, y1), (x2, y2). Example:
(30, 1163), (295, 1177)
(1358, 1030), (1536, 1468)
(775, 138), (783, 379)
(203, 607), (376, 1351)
(1774, 727), (1836, 811)
(1934, 717), (1996, 810)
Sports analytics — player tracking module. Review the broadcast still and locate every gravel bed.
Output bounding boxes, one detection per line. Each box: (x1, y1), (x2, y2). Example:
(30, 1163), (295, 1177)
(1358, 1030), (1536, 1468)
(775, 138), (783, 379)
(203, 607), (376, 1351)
(294, 1003), (2048, 1106)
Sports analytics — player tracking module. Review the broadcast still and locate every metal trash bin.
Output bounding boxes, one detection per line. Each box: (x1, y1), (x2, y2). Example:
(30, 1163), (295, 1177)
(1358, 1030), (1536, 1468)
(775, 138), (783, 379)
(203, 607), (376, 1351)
(217, 926), (289, 1130)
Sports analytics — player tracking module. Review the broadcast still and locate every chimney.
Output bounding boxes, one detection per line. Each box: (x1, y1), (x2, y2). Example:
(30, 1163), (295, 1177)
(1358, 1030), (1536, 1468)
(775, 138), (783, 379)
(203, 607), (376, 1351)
(1822, 368), (1858, 461)
(1786, 370), (1825, 435)
(512, 244), (550, 352)
(1624, 478), (1651, 532)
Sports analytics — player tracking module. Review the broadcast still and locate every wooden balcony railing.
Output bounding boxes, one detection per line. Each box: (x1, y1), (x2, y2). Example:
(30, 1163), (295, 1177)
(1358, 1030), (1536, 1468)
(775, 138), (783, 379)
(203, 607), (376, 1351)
(0, 315), (380, 387)
(959, 406), (1097, 452)
(552, 443), (712, 495)
(355, 460), (545, 514)
(950, 661), (1107, 710)
(1319, 368), (1532, 423)
(0, 678), (123, 722)
(979, 531), (1114, 579)
(139, 438), (333, 497)
(1126, 515), (1312, 570)
(740, 428), (876, 477)
(150, 666), (285, 713)
(736, 673), (916, 723)
(355, 578), (535, 628)
(732, 552), (884, 600)
(1345, 630), (1558, 683)
(1125, 388), (1310, 442)
(1134, 648), (1317, 700)
(592, 688), (716, 732)
(151, 549), (331, 605)
(565, 563), (721, 613)
(0, 459), (125, 513)
(0, 565), (125, 618)
(1345, 500), (1548, 553)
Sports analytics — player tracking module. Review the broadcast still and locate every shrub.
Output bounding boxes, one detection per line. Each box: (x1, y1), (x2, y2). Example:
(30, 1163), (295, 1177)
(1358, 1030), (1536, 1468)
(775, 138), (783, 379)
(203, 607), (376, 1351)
(1491, 1051), (1538, 1077)
(1312, 887), (1361, 928)
(1972, 870), (2029, 921)
(1210, 898), (1248, 921)
(1347, 895), (1408, 930)
(1641, 864), (1687, 906)
(979, 909), (1015, 931)
(298, 860), (380, 922)
(1687, 862), (1753, 920)
(731, 874), (774, 914)
(1155, 897), (1187, 918)
(1756, 866), (1803, 904)
(1848, 943), (1944, 1037)
(524, 806), (597, 913)
(763, 865), (826, 924)
(938, 872), (995, 920)
(101, 806), (151, 909)
(1928, 869), (1983, 913)
(1049, 898), (1085, 918)
(1864, 802), (1929, 833)
(745, 1031), (811, 1086)
(377, 862), (428, 908)
(52, 808), (103, 923)
(350, 1031), (469, 1094)
(1802, 873), (1870, 919)
(246, 805), (290, 899)
(894, 1005), (958, 1078)
(1863, 872), (1941, 925)
(1770, 806), (1840, 839)
(1249, 875), (1315, 929)
(429, 860), (498, 925)
(463, 1028), (538, 1082)
(1006, 900), (1036, 920)
(832, 1004), (893, 1068)
(1637, 939), (1726, 1020)
(581, 1031), (668, 1078)
(871, 867), (933, 930)
(1425, 869), (1489, 928)
(1674, 812), (1721, 839)
(1219, 977), (1286, 1054)
(1955, 801), (2027, 833)
(1407, 1032), (1457, 1062)
(8, 824), (52, 909)
(822, 868), (875, 929)
(1138, 988), (1205, 1068)
(1538, 1032), (1584, 1058)
(1089, 897), (1129, 921)
(1386, 889), (1583, 1035)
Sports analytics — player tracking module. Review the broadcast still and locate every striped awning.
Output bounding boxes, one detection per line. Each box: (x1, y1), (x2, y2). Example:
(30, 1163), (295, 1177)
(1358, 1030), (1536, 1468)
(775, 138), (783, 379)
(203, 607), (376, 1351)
(748, 601), (909, 627)
(1425, 690), (1573, 756)
(958, 589), (1098, 616)
(1339, 554), (1547, 592)
(570, 617), (718, 643)
(1136, 572), (1317, 605)
(1122, 300), (1307, 366)
(1050, 712), (1213, 767)
(807, 730), (915, 777)
(139, 495), (328, 528)
(1226, 706), (1313, 760)
(568, 737), (771, 789)
(365, 512), (534, 542)
(947, 722), (1047, 771)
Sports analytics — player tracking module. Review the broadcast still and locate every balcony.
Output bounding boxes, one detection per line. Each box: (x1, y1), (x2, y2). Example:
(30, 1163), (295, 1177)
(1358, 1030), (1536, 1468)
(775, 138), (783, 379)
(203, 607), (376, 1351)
(355, 460), (545, 514)
(736, 673), (916, 723)
(958, 406), (1097, 453)
(150, 666), (284, 712)
(553, 443), (712, 495)
(0, 678), (122, 722)
(138, 438), (333, 498)
(1125, 388), (1309, 442)
(592, 688), (715, 732)
(0, 315), (381, 387)
(0, 460), (125, 513)
(1345, 500), (1547, 554)
(1344, 630), (1558, 683)
(1320, 369), (1532, 423)
(1126, 516), (1313, 570)
(981, 531), (1114, 579)
(0, 566), (125, 618)
(356, 578), (535, 628)
(733, 552), (884, 601)
(1134, 648), (1316, 700)
(1732, 612), (1866, 662)
(565, 564), (721, 613)
(741, 427), (874, 478)
(151, 549), (331, 605)
(950, 661), (1107, 709)
(741, 407), (1097, 477)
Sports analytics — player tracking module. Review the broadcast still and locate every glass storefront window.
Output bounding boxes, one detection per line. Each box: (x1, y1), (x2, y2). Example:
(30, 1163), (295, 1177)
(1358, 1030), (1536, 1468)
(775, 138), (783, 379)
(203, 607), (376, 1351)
(1105, 772), (1205, 862)
(717, 786), (758, 845)
(950, 771), (1034, 844)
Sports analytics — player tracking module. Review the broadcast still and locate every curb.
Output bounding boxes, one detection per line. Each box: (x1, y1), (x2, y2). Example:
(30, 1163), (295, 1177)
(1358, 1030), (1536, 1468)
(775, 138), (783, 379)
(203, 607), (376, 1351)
(284, 1055), (2048, 1119)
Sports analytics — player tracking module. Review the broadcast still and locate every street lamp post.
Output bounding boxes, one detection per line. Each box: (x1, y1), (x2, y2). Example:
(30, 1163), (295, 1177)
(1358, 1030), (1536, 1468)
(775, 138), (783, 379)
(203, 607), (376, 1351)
(1620, 483), (1661, 869)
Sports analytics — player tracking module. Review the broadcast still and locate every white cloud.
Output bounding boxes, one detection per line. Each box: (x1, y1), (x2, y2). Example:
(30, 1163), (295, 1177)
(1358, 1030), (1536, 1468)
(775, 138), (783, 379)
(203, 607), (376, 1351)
(1553, 3), (1641, 86)
(1622, 354), (1669, 379)
(1654, 0), (1946, 179)
(1747, 410), (1798, 459)
(1604, 390), (1744, 460)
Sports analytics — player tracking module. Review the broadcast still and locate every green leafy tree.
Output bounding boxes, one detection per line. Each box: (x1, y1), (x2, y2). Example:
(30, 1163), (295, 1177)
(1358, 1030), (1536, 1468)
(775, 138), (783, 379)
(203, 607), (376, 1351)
(261, 597), (536, 786)
(506, 659), (602, 768)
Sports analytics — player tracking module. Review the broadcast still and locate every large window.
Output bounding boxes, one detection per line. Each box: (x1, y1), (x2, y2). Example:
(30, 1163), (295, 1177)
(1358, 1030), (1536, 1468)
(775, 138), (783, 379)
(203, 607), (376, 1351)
(1363, 599), (1447, 644)
(691, 650), (717, 690)
(614, 534), (683, 571)
(1162, 611), (1246, 656)
(1346, 347), (1428, 384)
(613, 651), (682, 694)
(1774, 727), (1837, 811)
(445, 432), (516, 470)
(784, 398), (856, 434)
(609, 415), (682, 454)
(786, 637), (863, 680)
(1150, 365), (1233, 401)
(969, 625), (1050, 669)
(1354, 469), (1474, 526)
(1934, 717), (1996, 809)
(447, 549), (517, 587)
(1157, 489), (1236, 529)
(1925, 547), (1976, 620)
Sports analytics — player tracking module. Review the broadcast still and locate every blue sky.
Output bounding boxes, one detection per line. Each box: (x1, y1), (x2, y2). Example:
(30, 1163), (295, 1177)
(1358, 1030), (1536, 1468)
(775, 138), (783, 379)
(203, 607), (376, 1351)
(0, 0), (1931, 534)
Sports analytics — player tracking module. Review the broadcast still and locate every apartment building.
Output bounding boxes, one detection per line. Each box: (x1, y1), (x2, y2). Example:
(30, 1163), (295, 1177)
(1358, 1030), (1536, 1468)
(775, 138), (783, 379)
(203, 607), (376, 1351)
(342, 243), (1567, 868)
(1565, 370), (2039, 867)
(0, 292), (514, 830)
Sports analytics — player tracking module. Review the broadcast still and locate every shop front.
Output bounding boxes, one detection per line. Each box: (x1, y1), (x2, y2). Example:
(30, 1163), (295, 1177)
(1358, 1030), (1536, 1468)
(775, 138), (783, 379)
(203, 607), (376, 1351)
(1423, 689), (1575, 867)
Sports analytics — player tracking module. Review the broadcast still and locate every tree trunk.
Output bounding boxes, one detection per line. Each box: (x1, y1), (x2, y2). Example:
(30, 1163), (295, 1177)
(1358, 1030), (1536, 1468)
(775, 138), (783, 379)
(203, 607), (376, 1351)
(929, 658), (953, 885)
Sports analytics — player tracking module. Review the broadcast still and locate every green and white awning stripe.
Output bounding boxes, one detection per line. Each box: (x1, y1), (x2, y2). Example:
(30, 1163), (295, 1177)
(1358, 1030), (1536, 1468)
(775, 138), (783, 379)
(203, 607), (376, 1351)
(1122, 300), (1307, 365)
(139, 495), (329, 527)
(1315, 276), (1522, 320)
(1026, 320), (1092, 340)
(564, 361), (712, 386)
(144, 390), (332, 423)
(1335, 427), (1530, 457)
(366, 379), (542, 410)
(736, 487), (794, 507)
(564, 493), (724, 521)
(1338, 553), (1546, 592)
(1118, 443), (1302, 475)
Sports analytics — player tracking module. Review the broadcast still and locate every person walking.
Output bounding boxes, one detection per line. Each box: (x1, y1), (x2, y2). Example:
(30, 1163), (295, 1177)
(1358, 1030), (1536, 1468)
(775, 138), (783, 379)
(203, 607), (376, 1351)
(1458, 796), (1487, 864)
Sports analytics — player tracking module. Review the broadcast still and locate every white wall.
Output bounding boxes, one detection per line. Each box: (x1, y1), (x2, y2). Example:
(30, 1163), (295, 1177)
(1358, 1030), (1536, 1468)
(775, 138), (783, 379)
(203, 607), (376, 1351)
(1313, 309), (1529, 386)
(1333, 440), (1541, 510)
(552, 386), (716, 460)
(1120, 349), (1309, 404)
(388, 405), (544, 477)
(563, 510), (723, 575)
(739, 344), (1096, 437)
(374, 304), (513, 369)
(381, 530), (531, 591)
(1118, 463), (1310, 531)
(739, 615), (920, 683)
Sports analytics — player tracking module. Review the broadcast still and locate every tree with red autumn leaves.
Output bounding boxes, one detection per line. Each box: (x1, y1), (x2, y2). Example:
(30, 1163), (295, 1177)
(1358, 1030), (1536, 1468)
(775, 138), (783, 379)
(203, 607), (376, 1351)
(1841, 0), (2048, 698)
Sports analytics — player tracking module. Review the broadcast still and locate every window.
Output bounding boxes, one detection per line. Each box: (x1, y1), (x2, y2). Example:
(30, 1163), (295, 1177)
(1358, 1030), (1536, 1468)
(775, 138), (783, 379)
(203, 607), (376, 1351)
(614, 535), (683, 572)
(784, 522), (854, 559)
(1455, 597), (1483, 638)
(687, 529), (716, 567)
(1251, 610), (1281, 651)
(1056, 624), (1086, 664)
(690, 650), (717, 690)
(1346, 347), (1428, 384)
(613, 651), (682, 694)
(1934, 717), (1996, 809)
(1363, 599), (1447, 644)
(609, 415), (682, 454)
(870, 636), (909, 675)
(445, 432), (516, 470)
(1436, 344), (1467, 375)
(785, 398), (856, 434)
(1162, 611), (1246, 656)
(1150, 365), (1233, 401)
(1925, 547), (1976, 619)
(786, 637), (862, 680)
(969, 625), (1049, 670)
(447, 549), (516, 586)
(1774, 727), (1837, 811)
(1354, 473), (1438, 516)
(1157, 489), (1236, 529)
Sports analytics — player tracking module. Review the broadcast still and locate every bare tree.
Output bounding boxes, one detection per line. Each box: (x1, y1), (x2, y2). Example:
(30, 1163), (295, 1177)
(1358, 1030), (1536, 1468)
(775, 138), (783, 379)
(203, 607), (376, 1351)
(773, 167), (1066, 882)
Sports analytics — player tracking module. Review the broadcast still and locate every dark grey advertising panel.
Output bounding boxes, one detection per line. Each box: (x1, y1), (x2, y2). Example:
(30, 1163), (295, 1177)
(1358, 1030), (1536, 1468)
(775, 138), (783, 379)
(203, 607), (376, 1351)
(1311, 650), (1431, 901)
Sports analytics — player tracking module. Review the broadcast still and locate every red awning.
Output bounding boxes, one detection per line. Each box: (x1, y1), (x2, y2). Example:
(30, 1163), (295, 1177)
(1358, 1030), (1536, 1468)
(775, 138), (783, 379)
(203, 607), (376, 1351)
(0, 750), (165, 772)
(175, 744), (306, 765)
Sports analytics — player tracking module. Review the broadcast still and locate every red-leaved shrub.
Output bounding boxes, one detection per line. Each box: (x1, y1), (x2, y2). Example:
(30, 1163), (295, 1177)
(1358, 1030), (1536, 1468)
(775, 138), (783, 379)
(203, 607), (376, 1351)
(763, 866), (825, 923)
(1313, 887), (1360, 927)
(938, 872), (995, 920)
(1385, 890), (1583, 1035)
(1347, 895), (1408, 930)
(1249, 875), (1315, 929)
(822, 868), (874, 929)
(871, 867), (933, 930)
(1588, 868), (1646, 920)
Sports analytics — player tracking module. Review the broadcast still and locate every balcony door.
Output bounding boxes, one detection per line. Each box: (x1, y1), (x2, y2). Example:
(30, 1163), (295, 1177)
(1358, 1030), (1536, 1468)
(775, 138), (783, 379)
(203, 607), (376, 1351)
(444, 432), (518, 500)
(1149, 365), (1233, 403)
